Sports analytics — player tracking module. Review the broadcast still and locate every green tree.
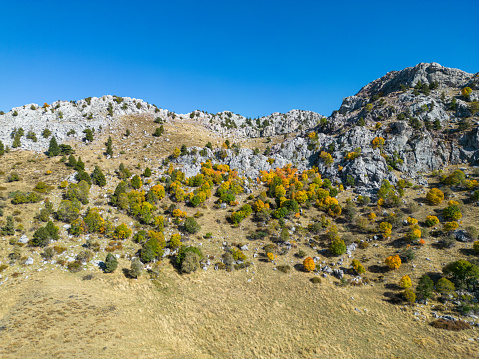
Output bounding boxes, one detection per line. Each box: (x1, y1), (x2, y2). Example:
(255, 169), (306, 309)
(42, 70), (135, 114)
(143, 167), (152, 177)
(129, 258), (143, 278)
(111, 181), (127, 205)
(0, 140), (5, 156)
(106, 136), (113, 156)
(1, 216), (15, 235)
(48, 136), (60, 157)
(131, 175), (142, 189)
(184, 217), (201, 234)
(75, 170), (92, 186)
(436, 277), (455, 294)
(181, 251), (201, 273)
(330, 238), (346, 255)
(91, 166), (106, 187)
(104, 253), (118, 273)
(176, 245), (203, 269)
(75, 156), (85, 171)
(56, 199), (81, 223)
(416, 275), (434, 300)
(83, 128), (94, 142)
(443, 260), (479, 289)
(67, 154), (77, 167)
(153, 126), (164, 137)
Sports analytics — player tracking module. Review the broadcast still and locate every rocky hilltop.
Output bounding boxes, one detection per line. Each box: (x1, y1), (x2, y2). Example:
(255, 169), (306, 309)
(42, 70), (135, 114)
(174, 63), (479, 192)
(1, 63), (478, 194)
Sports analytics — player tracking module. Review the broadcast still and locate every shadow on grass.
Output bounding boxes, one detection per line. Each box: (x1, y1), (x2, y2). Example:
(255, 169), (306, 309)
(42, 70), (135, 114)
(459, 248), (475, 256)
(383, 291), (404, 304)
(384, 283), (401, 290)
(368, 264), (388, 274)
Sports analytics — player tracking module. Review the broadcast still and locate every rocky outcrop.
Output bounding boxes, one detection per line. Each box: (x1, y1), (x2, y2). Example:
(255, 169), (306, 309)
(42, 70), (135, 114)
(188, 109), (324, 140)
(0, 96), (168, 152)
(356, 62), (474, 98)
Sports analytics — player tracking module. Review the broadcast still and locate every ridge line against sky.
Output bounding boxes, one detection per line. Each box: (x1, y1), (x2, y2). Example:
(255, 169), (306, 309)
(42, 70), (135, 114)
(0, 0), (478, 118)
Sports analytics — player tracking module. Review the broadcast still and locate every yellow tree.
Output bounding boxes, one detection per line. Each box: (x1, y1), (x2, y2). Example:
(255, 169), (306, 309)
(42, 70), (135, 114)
(303, 257), (315, 272)
(385, 255), (401, 270)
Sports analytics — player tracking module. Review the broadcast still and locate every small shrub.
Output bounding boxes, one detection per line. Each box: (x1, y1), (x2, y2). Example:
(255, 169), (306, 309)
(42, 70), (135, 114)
(129, 258), (143, 278)
(330, 238), (346, 256)
(385, 255), (401, 270)
(431, 319), (471, 331)
(276, 265), (291, 273)
(436, 277), (455, 294)
(310, 277), (322, 284)
(399, 275), (412, 289)
(303, 257), (315, 272)
(425, 215), (440, 227)
(76, 250), (93, 263)
(181, 251), (201, 273)
(184, 217), (201, 234)
(404, 288), (416, 304)
(67, 260), (82, 273)
(352, 259), (366, 275)
(426, 188), (444, 205)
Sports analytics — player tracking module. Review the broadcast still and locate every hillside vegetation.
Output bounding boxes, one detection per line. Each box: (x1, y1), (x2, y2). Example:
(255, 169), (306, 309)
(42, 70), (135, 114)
(1, 62), (479, 358)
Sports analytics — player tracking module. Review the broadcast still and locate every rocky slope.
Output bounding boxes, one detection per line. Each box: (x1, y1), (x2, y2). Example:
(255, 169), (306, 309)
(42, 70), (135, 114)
(174, 63), (479, 192)
(1, 63), (478, 194)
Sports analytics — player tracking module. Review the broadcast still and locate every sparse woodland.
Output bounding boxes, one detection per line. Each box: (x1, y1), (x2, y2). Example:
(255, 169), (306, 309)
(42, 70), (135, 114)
(1, 63), (479, 358)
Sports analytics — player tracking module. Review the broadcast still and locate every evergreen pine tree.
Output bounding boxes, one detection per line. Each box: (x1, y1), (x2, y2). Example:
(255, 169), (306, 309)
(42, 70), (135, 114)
(143, 167), (152, 177)
(67, 154), (77, 167)
(47, 136), (60, 157)
(111, 181), (127, 205)
(91, 166), (106, 187)
(106, 136), (113, 156)
(104, 253), (118, 273)
(0, 140), (4, 156)
(75, 157), (85, 171)
(83, 128), (94, 142)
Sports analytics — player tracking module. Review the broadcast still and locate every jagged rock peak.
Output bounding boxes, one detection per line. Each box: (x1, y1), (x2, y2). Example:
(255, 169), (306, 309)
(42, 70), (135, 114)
(356, 62), (475, 99)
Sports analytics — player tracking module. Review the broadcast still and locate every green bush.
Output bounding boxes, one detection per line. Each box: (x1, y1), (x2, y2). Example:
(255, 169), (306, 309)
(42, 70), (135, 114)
(42, 128), (52, 138)
(153, 126), (164, 137)
(416, 274), (434, 300)
(106, 136), (113, 156)
(1, 216), (15, 235)
(56, 199), (81, 223)
(75, 171), (92, 186)
(184, 217), (201, 234)
(181, 251), (201, 273)
(436, 277), (455, 294)
(83, 128), (94, 142)
(176, 245), (203, 268)
(67, 260), (83, 273)
(91, 166), (106, 187)
(31, 221), (59, 247)
(330, 238), (346, 256)
(129, 258), (143, 278)
(443, 260), (479, 289)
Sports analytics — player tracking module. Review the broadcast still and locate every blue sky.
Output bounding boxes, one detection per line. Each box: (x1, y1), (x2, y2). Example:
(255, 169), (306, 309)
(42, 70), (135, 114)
(0, 0), (477, 118)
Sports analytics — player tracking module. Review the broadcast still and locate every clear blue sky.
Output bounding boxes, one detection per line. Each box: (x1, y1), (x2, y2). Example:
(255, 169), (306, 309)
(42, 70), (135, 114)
(1, 0), (477, 118)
